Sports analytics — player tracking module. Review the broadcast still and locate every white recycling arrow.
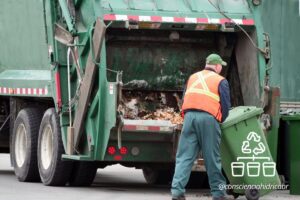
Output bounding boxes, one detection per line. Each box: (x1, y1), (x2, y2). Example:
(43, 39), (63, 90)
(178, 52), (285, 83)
(241, 141), (252, 154)
(253, 142), (266, 155)
(247, 131), (261, 142)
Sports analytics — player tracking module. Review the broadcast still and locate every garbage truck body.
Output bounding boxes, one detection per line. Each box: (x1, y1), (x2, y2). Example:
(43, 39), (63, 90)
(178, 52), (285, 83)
(0, 0), (274, 186)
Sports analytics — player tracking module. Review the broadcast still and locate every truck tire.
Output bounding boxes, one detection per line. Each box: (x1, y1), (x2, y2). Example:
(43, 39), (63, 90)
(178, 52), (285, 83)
(37, 108), (73, 186)
(11, 108), (43, 182)
(142, 167), (173, 185)
(69, 162), (98, 186)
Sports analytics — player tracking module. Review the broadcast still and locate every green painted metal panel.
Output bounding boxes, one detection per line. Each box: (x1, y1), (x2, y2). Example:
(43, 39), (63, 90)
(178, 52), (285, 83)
(101, 0), (251, 14)
(0, 0), (49, 72)
(281, 115), (300, 195)
(0, 70), (52, 97)
(261, 0), (300, 101)
(0, 70), (51, 82)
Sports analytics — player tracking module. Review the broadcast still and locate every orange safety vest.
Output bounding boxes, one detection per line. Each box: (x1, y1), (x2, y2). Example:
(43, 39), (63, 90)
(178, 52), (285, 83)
(182, 69), (224, 122)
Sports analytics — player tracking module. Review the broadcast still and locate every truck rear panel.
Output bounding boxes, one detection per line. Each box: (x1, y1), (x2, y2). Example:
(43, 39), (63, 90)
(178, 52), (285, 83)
(0, 0), (269, 165)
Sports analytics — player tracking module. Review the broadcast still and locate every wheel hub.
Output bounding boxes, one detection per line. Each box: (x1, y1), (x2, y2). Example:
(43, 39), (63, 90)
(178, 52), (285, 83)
(40, 124), (54, 170)
(15, 123), (27, 167)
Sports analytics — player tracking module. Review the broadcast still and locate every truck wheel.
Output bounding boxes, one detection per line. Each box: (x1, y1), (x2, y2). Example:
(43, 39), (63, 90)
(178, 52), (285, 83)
(69, 162), (98, 186)
(37, 108), (73, 186)
(142, 167), (173, 185)
(11, 108), (43, 182)
(245, 188), (260, 200)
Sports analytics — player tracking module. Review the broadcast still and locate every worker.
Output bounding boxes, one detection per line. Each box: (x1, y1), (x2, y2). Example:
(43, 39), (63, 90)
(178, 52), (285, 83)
(171, 54), (231, 200)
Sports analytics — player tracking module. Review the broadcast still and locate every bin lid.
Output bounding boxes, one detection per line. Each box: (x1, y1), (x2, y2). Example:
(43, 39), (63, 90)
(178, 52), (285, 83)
(281, 114), (300, 121)
(221, 106), (263, 129)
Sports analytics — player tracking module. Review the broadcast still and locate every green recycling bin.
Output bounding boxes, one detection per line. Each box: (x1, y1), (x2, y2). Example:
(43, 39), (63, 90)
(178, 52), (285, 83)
(281, 114), (300, 195)
(221, 106), (281, 200)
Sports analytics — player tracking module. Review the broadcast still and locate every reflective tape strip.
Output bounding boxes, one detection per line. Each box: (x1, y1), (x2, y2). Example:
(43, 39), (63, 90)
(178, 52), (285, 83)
(220, 18), (243, 25)
(139, 15), (151, 21)
(185, 72), (220, 101)
(198, 73), (209, 91)
(197, 18), (209, 23)
(232, 19), (243, 25)
(185, 17), (197, 23)
(0, 87), (49, 96)
(185, 88), (220, 101)
(128, 15), (139, 21)
(123, 125), (173, 132)
(162, 16), (174, 23)
(115, 15), (128, 21)
(242, 19), (255, 25)
(103, 14), (255, 26)
(209, 18), (220, 24)
(104, 14), (116, 21)
(174, 17), (185, 23)
(151, 16), (162, 22)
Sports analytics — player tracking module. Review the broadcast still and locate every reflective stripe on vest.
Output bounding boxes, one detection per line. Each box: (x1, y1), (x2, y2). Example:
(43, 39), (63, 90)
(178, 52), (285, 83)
(182, 70), (224, 122)
(185, 72), (220, 101)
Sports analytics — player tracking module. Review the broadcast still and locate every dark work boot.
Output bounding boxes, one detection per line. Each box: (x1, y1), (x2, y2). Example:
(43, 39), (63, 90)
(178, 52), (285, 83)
(172, 195), (186, 200)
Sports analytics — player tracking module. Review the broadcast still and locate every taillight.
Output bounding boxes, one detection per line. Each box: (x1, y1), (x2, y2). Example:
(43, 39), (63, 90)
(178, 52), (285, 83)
(119, 147), (128, 155)
(114, 155), (122, 161)
(107, 146), (116, 155)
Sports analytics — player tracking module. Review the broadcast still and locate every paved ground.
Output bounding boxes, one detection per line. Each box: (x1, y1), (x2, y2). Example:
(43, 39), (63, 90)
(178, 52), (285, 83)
(0, 153), (299, 200)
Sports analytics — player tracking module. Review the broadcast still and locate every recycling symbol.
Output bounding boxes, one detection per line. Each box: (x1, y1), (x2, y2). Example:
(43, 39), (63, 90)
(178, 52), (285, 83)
(231, 131), (276, 178)
(241, 132), (266, 155)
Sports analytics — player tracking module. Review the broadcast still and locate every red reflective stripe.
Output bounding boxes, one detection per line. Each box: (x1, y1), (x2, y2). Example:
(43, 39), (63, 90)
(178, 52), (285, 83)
(37, 88), (42, 95)
(174, 17), (185, 23)
(197, 18), (209, 23)
(148, 126), (161, 131)
(151, 16), (162, 22)
(9, 88), (14, 94)
(128, 15), (139, 21)
(103, 14), (254, 26)
(123, 125), (137, 131)
(55, 72), (62, 108)
(220, 18), (232, 24)
(104, 14), (116, 21)
(242, 19), (255, 25)
(0, 87), (47, 96)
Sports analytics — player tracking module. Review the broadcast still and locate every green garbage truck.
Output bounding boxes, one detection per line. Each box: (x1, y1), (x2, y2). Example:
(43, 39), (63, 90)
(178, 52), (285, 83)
(0, 0), (277, 188)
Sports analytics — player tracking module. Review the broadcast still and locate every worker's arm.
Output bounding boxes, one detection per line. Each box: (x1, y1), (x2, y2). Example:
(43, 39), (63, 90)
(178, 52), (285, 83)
(219, 79), (231, 122)
(180, 83), (187, 117)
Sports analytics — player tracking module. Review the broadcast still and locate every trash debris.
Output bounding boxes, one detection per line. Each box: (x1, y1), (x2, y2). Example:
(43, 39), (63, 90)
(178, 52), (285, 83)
(119, 91), (183, 125)
(142, 107), (183, 125)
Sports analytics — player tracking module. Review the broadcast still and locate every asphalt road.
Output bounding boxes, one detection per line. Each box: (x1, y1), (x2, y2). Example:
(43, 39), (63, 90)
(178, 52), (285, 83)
(0, 154), (299, 200)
